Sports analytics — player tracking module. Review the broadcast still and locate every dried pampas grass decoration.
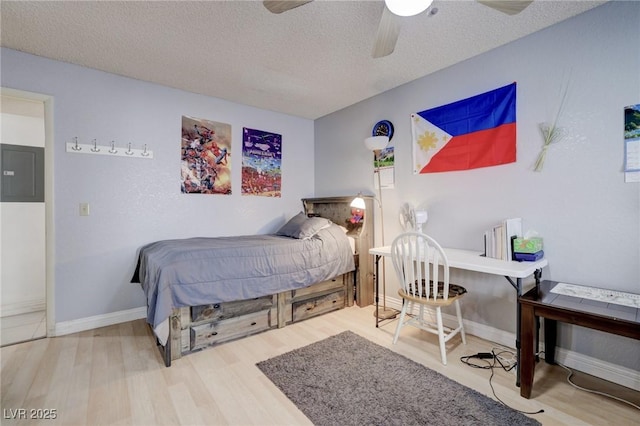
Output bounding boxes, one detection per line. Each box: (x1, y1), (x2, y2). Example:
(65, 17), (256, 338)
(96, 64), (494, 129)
(534, 83), (570, 172)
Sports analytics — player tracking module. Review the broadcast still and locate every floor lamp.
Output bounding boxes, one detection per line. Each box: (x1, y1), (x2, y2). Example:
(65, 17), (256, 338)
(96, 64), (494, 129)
(361, 135), (398, 320)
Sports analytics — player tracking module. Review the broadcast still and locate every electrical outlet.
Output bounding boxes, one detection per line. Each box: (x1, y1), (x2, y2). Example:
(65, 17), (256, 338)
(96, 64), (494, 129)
(79, 203), (90, 216)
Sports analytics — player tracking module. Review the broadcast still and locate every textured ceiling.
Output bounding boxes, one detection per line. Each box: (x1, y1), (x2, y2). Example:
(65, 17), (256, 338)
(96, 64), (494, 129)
(1, 0), (606, 119)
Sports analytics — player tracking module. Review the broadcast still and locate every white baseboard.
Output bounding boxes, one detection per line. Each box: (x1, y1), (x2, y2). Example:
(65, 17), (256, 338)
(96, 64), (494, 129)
(0, 298), (46, 317)
(383, 296), (640, 392)
(54, 307), (147, 336)
(553, 347), (640, 392)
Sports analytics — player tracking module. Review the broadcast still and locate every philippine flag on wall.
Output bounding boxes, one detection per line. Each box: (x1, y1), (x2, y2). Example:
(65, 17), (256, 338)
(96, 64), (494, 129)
(412, 83), (517, 174)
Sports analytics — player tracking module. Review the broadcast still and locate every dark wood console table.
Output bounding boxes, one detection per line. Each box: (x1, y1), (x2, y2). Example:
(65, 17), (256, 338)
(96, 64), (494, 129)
(519, 280), (640, 399)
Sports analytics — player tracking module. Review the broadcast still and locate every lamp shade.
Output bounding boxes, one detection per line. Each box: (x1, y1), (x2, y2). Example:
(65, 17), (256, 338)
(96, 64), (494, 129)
(350, 196), (366, 210)
(364, 135), (389, 151)
(384, 0), (433, 17)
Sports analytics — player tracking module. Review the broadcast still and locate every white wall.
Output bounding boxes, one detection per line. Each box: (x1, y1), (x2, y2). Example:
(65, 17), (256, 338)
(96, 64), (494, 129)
(0, 96), (46, 316)
(1, 49), (315, 324)
(315, 2), (640, 371)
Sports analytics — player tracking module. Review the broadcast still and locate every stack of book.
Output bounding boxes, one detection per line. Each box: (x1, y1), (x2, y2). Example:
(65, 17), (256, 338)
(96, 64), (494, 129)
(484, 218), (522, 261)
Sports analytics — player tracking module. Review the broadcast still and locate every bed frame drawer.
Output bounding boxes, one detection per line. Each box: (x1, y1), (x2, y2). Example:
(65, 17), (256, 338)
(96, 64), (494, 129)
(190, 296), (274, 323)
(292, 290), (345, 322)
(164, 273), (350, 366)
(291, 276), (344, 299)
(190, 309), (273, 351)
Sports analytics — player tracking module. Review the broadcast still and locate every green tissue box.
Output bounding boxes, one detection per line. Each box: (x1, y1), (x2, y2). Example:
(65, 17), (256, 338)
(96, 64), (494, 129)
(513, 237), (543, 254)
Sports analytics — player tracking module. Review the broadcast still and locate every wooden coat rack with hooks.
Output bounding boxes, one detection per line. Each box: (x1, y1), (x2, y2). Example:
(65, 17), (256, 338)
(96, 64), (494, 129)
(65, 137), (153, 159)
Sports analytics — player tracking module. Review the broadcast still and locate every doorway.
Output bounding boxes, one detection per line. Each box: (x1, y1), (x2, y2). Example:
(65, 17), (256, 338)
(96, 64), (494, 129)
(0, 90), (53, 346)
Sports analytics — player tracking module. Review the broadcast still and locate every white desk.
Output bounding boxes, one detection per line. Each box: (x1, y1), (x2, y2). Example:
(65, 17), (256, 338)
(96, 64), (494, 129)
(369, 245), (548, 387)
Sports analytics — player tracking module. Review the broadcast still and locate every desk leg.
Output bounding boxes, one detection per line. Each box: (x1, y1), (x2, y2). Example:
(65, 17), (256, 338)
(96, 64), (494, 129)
(509, 269), (542, 387)
(544, 318), (557, 365)
(515, 277), (522, 387)
(374, 254), (380, 328)
(535, 317), (540, 362)
(504, 275), (523, 387)
(520, 302), (536, 398)
(534, 269), (543, 362)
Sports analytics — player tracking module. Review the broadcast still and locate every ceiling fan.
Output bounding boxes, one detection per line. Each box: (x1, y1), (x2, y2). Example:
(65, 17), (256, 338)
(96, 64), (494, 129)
(263, 0), (532, 58)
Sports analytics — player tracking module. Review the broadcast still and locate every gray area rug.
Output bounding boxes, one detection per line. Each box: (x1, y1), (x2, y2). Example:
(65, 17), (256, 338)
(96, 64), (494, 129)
(257, 331), (540, 426)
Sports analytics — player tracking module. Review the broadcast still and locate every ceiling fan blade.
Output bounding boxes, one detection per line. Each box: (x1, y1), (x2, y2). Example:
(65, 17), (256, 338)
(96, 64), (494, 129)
(477, 0), (533, 15)
(372, 6), (401, 59)
(263, 1), (313, 14)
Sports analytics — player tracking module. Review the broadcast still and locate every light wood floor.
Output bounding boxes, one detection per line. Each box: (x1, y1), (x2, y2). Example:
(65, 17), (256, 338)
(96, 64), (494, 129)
(1, 305), (638, 425)
(1, 311), (47, 347)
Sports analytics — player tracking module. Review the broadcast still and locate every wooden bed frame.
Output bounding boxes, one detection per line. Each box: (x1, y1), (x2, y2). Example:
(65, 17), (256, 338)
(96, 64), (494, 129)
(160, 273), (352, 366)
(156, 195), (375, 366)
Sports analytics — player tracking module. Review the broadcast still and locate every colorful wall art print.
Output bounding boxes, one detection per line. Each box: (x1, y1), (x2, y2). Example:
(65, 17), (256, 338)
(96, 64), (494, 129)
(241, 127), (282, 197)
(181, 116), (231, 194)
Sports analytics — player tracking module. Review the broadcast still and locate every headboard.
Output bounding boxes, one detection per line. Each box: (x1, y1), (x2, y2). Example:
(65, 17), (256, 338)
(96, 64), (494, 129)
(302, 196), (375, 307)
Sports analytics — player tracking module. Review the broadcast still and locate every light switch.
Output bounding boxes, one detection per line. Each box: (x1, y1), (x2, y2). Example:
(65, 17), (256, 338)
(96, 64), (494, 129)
(79, 203), (90, 216)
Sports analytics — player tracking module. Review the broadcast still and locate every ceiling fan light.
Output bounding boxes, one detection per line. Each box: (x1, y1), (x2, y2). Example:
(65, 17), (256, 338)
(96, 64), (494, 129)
(384, 0), (434, 17)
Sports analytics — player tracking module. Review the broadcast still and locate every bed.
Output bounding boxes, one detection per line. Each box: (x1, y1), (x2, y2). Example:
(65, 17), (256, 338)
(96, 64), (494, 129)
(132, 210), (357, 366)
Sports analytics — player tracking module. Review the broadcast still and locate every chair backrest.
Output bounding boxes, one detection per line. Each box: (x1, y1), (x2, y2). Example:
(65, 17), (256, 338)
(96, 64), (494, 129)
(390, 232), (451, 301)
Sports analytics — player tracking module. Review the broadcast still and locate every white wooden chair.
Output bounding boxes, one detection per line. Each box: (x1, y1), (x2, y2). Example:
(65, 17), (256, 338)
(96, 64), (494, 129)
(390, 232), (467, 365)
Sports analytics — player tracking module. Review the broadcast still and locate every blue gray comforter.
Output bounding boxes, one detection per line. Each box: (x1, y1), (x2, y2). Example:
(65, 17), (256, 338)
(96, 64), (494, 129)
(133, 223), (355, 337)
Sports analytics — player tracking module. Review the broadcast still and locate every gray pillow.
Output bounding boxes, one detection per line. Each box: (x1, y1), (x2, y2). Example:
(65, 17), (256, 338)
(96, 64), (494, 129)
(276, 212), (331, 239)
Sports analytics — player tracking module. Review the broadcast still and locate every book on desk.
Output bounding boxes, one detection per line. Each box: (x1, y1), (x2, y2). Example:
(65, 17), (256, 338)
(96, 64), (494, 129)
(484, 217), (522, 261)
(483, 218), (545, 262)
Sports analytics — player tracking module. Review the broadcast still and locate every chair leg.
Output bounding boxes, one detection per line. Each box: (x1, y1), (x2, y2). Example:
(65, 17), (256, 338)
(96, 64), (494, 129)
(455, 300), (466, 344)
(393, 299), (408, 344)
(435, 306), (447, 365)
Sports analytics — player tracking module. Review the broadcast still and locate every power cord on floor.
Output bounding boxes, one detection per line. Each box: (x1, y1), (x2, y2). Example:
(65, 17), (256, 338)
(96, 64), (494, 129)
(460, 350), (544, 415)
(557, 361), (640, 411)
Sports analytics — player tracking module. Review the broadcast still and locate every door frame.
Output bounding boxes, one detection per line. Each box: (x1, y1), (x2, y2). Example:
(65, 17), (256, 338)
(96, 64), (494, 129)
(2, 87), (55, 336)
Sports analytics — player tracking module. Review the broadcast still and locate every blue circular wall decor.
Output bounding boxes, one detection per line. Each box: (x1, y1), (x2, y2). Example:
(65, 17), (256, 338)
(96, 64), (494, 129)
(372, 120), (394, 141)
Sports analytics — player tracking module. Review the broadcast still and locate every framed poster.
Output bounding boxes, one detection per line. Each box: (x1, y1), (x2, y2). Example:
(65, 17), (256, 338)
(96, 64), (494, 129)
(181, 116), (231, 194)
(241, 127), (282, 197)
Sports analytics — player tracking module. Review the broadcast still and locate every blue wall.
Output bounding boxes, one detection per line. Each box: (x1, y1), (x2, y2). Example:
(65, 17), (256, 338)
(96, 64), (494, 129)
(315, 2), (640, 373)
(1, 49), (315, 323)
